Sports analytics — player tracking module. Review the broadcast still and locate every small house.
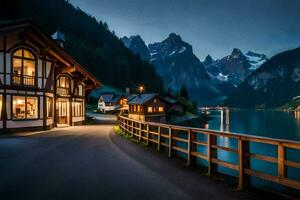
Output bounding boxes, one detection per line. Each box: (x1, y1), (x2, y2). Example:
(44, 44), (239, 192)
(98, 92), (126, 113)
(128, 93), (166, 123)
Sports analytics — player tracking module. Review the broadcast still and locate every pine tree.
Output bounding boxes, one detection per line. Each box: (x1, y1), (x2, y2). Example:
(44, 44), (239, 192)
(179, 85), (189, 99)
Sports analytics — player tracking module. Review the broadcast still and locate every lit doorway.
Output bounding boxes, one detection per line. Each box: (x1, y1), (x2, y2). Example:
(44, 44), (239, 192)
(56, 99), (69, 126)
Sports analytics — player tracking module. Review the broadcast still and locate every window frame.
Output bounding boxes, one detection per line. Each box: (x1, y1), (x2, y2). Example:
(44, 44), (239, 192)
(72, 101), (84, 117)
(11, 95), (39, 120)
(57, 76), (71, 89)
(147, 106), (153, 113)
(78, 84), (84, 96)
(0, 94), (2, 120)
(46, 97), (53, 118)
(11, 48), (37, 87)
(158, 107), (164, 112)
(56, 75), (71, 96)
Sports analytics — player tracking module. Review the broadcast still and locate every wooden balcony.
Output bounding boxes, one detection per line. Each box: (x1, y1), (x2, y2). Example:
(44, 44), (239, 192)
(56, 87), (70, 96)
(12, 74), (35, 86)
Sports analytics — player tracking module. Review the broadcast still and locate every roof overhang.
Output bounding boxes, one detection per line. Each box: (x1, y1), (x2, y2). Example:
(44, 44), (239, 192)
(0, 19), (101, 90)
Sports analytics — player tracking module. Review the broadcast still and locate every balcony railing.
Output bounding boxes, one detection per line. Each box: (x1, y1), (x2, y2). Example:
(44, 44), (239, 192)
(12, 74), (35, 86)
(56, 87), (70, 96)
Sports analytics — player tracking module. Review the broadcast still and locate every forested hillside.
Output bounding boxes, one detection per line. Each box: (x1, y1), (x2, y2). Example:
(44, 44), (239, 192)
(1, 0), (165, 94)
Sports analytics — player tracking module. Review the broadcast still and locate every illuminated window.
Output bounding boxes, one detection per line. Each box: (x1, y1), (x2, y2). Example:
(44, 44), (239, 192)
(57, 76), (70, 95)
(137, 105), (141, 112)
(27, 97), (38, 119)
(13, 96), (38, 119)
(72, 102), (83, 116)
(147, 107), (153, 113)
(0, 95), (2, 119)
(78, 84), (84, 96)
(57, 76), (70, 88)
(158, 107), (164, 112)
(154, 99), (157, 103)
(133, 105), (136, 112)
(12, 48), (36, 86)
(46, 97), (53, 118)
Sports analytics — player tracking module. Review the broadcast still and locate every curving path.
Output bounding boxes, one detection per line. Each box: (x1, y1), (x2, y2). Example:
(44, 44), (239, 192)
(0, 125), (288, 200)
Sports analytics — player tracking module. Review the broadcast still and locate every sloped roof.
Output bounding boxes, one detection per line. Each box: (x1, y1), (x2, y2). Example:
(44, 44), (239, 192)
(0, 19), (100, 89)
(127, 94), (137, 101)
(111, 95), (123, 103)
(164, 96), (177, 104)
(128, 93), (158, 105)
(100, 93), (123, 103)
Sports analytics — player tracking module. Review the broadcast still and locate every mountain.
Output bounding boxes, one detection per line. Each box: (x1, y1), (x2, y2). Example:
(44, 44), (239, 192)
(203, 49), (268, 86)
(148, 34), (211, 92)
(226, 47), (300, 108)
(122, 35), (151, 61)
(1, 0), (165, 95)
(123, 33), (235, 104)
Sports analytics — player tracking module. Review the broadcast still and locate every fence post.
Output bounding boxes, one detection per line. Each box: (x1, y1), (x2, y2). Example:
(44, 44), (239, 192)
(127, 120), (130, 136)
(146, 123), (150, 146)
(278, 143), (286, 178)
(131, 121), (134, 137)
(208, 134), (217, 176)
(168, 127), (172, 157)
(158, 126), (161, 151)
(139, 122), (142, 142)
(238, 138), (251, 190)
(187, 129), (191, 166)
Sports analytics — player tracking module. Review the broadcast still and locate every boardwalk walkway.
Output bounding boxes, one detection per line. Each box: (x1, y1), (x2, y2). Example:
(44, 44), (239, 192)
(0, 125), (290, 200)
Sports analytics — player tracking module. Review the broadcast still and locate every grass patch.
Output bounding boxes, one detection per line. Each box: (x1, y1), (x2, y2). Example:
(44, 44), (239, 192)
(113, 125), (123, 135)
(113, 125), (147, 146)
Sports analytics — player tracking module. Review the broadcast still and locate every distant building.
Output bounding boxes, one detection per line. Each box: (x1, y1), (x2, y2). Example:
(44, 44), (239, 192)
(164, 94), (186, 114)
(98, 93), (126, 113)
(128, 93), (166, 123)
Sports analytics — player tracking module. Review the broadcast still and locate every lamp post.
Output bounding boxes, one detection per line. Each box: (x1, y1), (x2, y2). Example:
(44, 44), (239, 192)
(139, 86), (144, 93)
(138, 85), (144, 97)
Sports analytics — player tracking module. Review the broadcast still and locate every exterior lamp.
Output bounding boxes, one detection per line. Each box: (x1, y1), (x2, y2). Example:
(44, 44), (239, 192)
(139, 86), (144, 93)
(138, 85), (144, 97)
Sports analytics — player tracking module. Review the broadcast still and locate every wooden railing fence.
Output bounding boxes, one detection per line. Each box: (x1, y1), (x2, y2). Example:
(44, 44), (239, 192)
(118, 115), (300, 190)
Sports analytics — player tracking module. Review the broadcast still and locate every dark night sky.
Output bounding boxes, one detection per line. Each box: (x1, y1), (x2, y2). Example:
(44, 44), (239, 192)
(70, 0), (300, 59)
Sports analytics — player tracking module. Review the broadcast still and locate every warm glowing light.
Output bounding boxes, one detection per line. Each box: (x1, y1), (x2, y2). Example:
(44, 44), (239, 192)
(158, 107), (164, 112)
(147, 107), (153, 113)
(0, 95), (2, 119)
(139, 85), (144, 93)
(16, 98), (24, 104)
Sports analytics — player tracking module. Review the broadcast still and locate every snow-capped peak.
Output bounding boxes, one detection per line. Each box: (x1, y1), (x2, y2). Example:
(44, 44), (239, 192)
(246, 51), (268, 71)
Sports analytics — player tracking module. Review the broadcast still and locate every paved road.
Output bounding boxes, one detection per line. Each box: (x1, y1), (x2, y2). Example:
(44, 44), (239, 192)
(86, 112), (117, 123)
(0, 125), (289, 200)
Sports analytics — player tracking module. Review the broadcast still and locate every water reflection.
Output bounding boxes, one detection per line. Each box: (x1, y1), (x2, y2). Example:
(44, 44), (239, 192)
(206, 109), (231, 133)
(200, 109), (300, 194)
(295, 110), (300, 120)
(207, 110), (300, 141)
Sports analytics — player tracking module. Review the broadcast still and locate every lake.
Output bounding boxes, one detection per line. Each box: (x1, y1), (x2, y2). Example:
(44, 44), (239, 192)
(199, 110), (300, 196)
(207, 110), (300, 141)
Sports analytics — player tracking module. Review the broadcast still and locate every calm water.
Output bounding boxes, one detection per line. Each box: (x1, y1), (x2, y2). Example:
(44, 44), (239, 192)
(183, 110), (300, 196)
(207, 110), (300, 141)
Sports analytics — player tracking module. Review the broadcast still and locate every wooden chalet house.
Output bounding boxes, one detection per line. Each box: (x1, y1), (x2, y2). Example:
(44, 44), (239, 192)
(97, 92), (126, 113)
(0, 20), (100, 133)
(128, 93), (166, 123)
